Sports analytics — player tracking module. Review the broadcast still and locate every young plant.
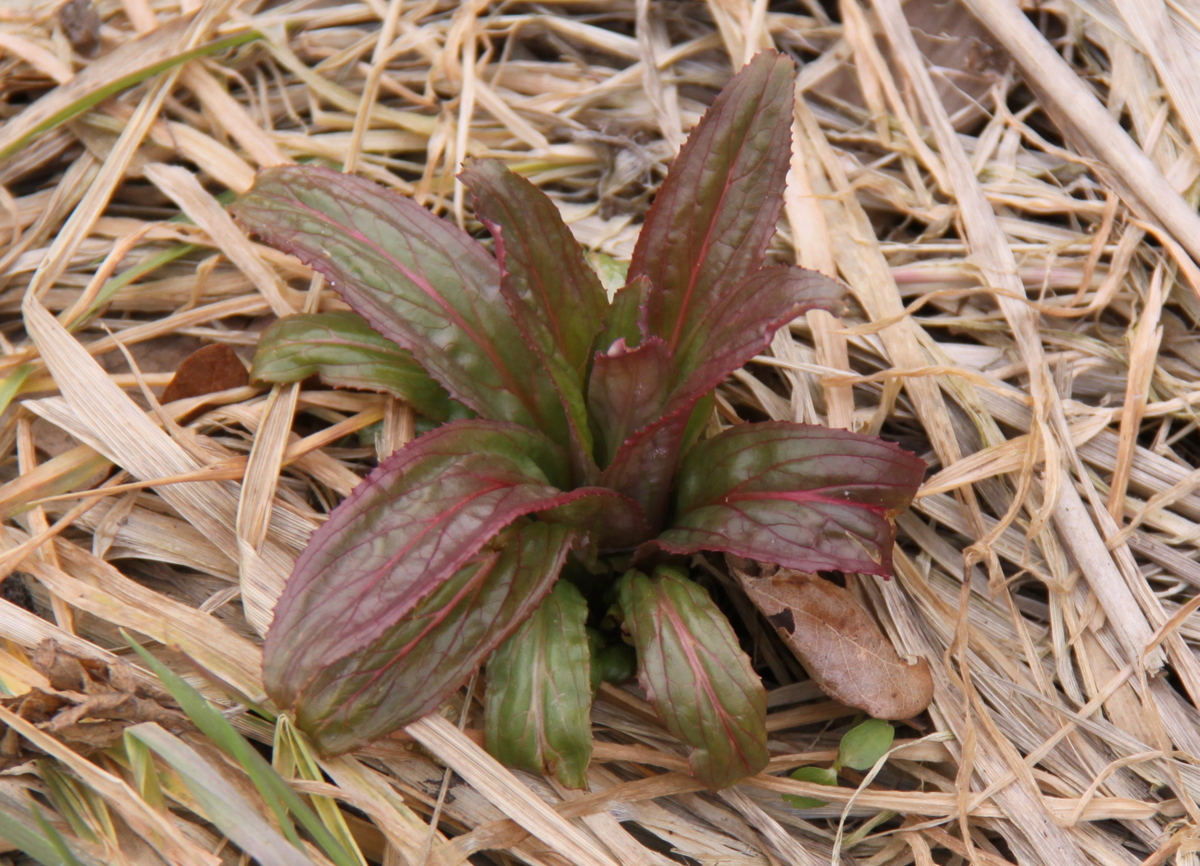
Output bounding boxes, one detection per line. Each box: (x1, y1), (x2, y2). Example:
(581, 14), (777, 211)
(231, 51), (927, 790)
(784, 718), (896, 809)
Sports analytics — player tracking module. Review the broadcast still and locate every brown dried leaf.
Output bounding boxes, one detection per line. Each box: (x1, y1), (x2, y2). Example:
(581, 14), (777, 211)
(1, 641), (186, 759)
(160, 343), (250, 404)
(733, 564), (933, 719)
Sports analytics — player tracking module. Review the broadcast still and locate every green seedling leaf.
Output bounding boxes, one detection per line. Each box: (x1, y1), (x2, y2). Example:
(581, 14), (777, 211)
(125, 722), (317, 866)
(0, 799), (86, 866)
(658, 423), (925, 577)
(122, 634), (360, 866)
(231, 165), (568, 443)
(282, 519), (575, 754)
(784, 766), (837, 808)
(250, 310), (460, 421)
(594, 275), (652, 353)
(630, 52), (796, 351)
(586, 251), (629, 297)
(593, 642), (637, 689)
(485, 580), (593, 788)
(838, 719), (895, 771)
(618, 567), (768, 789)
(460, 159), (608, 479)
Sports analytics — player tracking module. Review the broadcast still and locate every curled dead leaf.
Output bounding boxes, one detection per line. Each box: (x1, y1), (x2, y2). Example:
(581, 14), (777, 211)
(731, 560), (933, 719)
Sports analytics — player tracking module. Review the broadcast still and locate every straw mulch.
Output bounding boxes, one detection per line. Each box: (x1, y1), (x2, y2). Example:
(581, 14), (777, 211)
(2, 0), (1199, 863)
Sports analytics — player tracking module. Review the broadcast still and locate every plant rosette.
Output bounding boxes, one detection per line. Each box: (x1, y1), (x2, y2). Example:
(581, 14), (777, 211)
(232, 51), (929, 791)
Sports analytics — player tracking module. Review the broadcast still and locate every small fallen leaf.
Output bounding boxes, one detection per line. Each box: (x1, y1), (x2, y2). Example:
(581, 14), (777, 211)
(733, 564), (933, 720)
(160, 343), (249, 404)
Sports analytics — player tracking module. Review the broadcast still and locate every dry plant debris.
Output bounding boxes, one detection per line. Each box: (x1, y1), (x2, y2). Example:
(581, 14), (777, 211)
(0, 0), (1199, 864)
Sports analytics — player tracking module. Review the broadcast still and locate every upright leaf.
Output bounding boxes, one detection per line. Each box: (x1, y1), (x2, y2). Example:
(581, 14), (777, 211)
(656, 423), (925, 577)
(460, 159), (608, 478)
(587, 336), (673, 468)
(630, 52), (796, 351)
(669, 266), (842, 394)
(593, 275), (652, 353)
(251, 311), (460, 421)
(285, 519), (575, 755)
(231, 166), (567, 442)
(263, 419), (632, 735)
(617, 567), (768, 789)
(485, 580), (593, 788)
(593, 268), (841, 521)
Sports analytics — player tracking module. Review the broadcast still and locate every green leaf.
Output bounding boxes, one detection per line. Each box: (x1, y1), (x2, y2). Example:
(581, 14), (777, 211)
(282, 519), (575, 755)
(124, 723), (317, 866)
(617, 567), (768, 789)
(783, 766), (837, 808)
(485, 580), (593, 788)
(231, 165), (568, 442)
(629, 52), (797, 352)
(0, 800), (86, 866)
(122, 634), (362, 866)
(250, 311), (461, 421)
(656, 422), (925, 577)
(460, 159), (609, 479)
(838, 719), (895, 771)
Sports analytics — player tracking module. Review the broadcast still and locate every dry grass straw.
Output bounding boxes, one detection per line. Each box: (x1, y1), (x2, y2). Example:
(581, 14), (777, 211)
(2, 0), (1200, 863)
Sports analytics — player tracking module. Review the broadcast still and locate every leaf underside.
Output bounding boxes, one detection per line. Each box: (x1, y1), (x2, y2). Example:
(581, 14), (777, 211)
(250, 310), (459, 421)
(618, 568), (769, 790)
(485, 580), (593, 788)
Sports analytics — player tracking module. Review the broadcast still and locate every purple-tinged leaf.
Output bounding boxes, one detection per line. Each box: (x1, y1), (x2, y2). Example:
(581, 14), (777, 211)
(617, 567), (768, 790)
(587, 336), (672, 468)
(655, 423), (925, 577)
(250, 311), (462, 421)
(264, 419), (623, 700)
(485, 580), (593, 788)
(460, 160), (607, 376)
(594, 268), (840, 523)
(670, 266), (843, 394)
(598, 413), (689, 532)
(231, 165), (567, 442)
(629, 52), (796, 352)
(284, 519), (574, 755)
(460, 159), (608, 481)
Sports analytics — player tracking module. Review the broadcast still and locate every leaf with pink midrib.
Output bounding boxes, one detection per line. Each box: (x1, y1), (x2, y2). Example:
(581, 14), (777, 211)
(231, 165), (567, 443)
(654, 423), (925, 576)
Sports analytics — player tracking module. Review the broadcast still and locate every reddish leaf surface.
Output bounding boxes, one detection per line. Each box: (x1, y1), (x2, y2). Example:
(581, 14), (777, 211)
(669, 266), (843, 396)
(629, 52), (796, 351)
(618, 567), (769, 789)
(485, 580), (593, 788)
(655, 423), (925, 576)
(286, 519), (575, 755)
(250, 311), (459, 421)
(263, 420), (636, 713)
(460, 159), (608, 479)
(732, 563), (933, 719)
(587, 336), (673, 469)
(230, 165), (567, 443)
(160, 343), (248, 403)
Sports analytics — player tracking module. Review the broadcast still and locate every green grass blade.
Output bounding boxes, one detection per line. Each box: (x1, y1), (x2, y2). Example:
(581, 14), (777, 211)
(0, 30), (261, 164)
(125, 723), (315, 866)
(123, 633), (361, 866)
